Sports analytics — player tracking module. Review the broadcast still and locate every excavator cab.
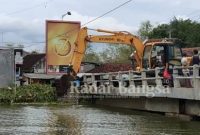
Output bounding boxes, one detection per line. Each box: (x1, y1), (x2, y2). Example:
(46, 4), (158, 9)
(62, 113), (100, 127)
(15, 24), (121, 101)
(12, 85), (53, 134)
(142, 39), (183, 69)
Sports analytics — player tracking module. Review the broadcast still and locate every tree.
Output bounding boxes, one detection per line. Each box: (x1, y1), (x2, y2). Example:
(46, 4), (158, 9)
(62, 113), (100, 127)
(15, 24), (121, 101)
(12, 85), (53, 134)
(149, 24), (170, 39)
(83, 43), (133, 64)
(138, 20), (153, 40)
(99, 45), (117, 63)
(115, 45), (133, 63)
(83, 44), (101, 63)
(150, 17), (200, 47)
(170, 18), (200, 46)
(99, 44), (133, 63)
(31, 50), (39, 54)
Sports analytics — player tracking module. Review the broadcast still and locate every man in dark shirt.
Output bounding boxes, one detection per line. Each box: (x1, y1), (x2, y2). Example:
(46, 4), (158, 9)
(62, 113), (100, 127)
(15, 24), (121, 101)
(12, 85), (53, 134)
(192, 49), (200, 65)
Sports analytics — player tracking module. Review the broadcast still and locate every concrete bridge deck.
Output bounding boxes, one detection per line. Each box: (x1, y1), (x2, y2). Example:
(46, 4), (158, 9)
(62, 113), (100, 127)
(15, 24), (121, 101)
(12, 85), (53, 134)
(70, 65), (200, 118)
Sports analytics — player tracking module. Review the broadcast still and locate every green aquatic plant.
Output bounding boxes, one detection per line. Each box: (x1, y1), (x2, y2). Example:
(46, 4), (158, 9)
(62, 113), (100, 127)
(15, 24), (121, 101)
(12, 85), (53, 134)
(0, 84), (57, 103)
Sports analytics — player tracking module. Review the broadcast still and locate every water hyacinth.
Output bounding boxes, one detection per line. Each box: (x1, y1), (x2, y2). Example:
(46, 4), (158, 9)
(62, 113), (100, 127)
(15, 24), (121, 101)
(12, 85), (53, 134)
(0, 84), (57, 103)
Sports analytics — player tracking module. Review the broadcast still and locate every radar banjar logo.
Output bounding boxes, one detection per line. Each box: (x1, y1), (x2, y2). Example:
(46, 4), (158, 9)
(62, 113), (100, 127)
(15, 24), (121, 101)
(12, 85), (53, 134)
(53, 35), (72, 56)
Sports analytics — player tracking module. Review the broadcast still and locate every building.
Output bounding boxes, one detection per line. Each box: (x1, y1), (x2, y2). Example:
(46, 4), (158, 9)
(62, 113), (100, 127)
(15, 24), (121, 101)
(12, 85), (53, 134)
(22, 53), (52, 85)
(22, 53), (46, 73)
(0, 47), (23, 87)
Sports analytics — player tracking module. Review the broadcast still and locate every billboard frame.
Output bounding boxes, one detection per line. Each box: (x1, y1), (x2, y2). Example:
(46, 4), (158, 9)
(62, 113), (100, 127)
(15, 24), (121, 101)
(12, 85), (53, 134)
(45, 20), (81, 74)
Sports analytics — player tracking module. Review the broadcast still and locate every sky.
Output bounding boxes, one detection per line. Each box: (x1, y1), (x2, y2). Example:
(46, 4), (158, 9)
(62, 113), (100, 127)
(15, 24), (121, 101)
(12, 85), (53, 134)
(0, 0), (200, 52)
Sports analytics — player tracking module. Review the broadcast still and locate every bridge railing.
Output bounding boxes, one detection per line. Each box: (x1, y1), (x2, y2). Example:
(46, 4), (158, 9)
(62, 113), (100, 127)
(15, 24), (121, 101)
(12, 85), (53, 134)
(173, 65), (200, 88)
(80, 68), (163, 96)
(75, 65), (200, 99)
(80, 65), (200, 88)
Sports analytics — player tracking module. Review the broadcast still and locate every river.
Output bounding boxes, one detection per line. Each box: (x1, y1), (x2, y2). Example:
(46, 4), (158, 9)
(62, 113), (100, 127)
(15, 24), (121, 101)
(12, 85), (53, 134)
(0, 104), (199, 135)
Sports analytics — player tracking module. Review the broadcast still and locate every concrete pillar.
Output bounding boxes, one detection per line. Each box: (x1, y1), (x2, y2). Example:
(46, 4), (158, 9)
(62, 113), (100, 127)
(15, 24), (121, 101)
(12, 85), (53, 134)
(109, 73), (113, 86)
(118, 71), (123, 95)
(129, 70), (135, 86)
(83, 75), (87, 86)
(155, 67), (162, 87)
(141, 71), (147, 86)
(193, 65), (200, 100)
(141, 71), (147, 93)
(91, 74), (95, 85)
(92, 81), (98, 94)
(118, 71), (123, 87)
(173, 67), (180, 88)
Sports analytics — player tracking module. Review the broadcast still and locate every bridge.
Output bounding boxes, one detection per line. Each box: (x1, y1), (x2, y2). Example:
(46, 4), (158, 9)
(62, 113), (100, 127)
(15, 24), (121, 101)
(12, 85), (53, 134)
(69, 65), (200, 119)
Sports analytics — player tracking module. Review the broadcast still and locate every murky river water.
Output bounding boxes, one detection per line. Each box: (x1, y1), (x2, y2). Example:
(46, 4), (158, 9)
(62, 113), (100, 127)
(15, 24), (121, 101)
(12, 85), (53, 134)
(0, 104), (200, 135)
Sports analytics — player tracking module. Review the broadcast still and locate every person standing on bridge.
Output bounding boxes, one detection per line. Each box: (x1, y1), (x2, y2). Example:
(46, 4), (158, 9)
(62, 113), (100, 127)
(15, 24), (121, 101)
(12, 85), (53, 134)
(191, 49), (200, 66)
(181, 53), (192, 87)
(191, 49), (200, 76)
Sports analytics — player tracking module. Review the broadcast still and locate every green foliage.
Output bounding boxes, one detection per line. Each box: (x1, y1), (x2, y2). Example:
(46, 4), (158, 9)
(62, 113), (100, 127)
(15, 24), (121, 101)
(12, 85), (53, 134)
(149, 17), (200, 47)
(99, 45), (117, 63)
(83, 44), (101, 63)
(99, 44), (133, 63)
(84, 43), (133, 64)
(138, 20), (153, 40)
(0, 84), (56, 104)
(0, 88), (15, 103)
(15, 84), (56, 103)
(149, 24), (170, 39)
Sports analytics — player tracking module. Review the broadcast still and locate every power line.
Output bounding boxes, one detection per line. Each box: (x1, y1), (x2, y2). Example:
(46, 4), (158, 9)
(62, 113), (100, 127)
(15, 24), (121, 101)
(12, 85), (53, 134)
(7, 4), (44, 16)
(47, 0), (133, 43)
(186, 9), (200, 20)
(4, 0), (53, 16)
(24, 43), (44, 48)
(3, 0), (132, 48)
(0, 41), (45, 48)
(155, 8), (200, 27)
(82, 0), (132, 27)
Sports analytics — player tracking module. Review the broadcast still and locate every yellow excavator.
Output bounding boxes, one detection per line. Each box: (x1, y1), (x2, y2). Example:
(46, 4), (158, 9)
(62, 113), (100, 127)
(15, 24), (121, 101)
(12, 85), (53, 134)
(69, 27), (183, 74)
(54, 27), (184, 96)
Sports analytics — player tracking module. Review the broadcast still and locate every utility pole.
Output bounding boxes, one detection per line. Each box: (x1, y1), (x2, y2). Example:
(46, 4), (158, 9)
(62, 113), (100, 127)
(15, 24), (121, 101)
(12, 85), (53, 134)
(169, 30), (172, 39)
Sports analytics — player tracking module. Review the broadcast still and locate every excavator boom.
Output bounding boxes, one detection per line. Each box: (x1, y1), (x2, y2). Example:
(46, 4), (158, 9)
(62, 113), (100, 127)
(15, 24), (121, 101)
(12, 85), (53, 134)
(70, 27), (144, 73)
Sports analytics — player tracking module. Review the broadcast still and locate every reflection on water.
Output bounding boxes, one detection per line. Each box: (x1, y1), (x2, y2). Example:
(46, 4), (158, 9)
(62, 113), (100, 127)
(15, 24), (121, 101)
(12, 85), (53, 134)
(0, 104), (199, 135)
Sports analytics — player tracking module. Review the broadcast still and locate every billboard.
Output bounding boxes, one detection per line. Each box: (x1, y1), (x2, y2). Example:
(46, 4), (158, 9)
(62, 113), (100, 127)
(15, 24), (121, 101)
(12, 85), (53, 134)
(0, 49), (15, 88)
(46, 20), (80, 73)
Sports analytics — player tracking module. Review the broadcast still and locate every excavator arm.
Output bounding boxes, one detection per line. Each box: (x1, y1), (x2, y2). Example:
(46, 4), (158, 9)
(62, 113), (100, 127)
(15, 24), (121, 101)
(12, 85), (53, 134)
(70, 27), (144, 73)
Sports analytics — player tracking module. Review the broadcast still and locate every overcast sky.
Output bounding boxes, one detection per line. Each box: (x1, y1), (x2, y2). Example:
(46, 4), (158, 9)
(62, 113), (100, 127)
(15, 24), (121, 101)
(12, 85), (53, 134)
(0, 0), (200, 52)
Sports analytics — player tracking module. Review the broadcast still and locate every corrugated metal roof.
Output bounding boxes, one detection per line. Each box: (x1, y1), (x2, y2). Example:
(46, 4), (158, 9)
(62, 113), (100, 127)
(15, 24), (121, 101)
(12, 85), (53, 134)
(23, 73), (62, 79)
